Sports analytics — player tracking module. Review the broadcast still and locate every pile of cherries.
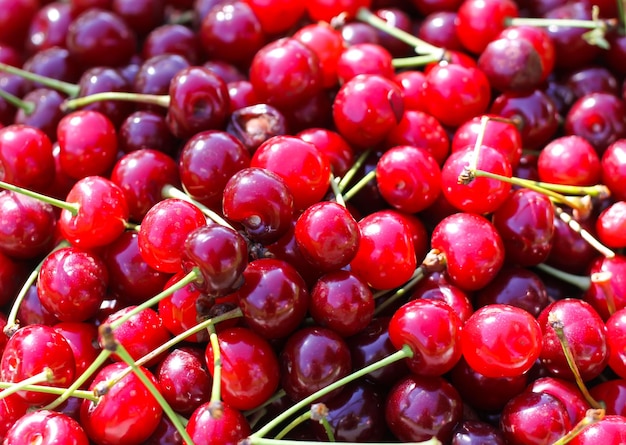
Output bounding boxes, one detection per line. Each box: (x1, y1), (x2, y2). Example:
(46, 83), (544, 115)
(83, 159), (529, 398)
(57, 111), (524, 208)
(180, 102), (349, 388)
(2, 0), (626, 443)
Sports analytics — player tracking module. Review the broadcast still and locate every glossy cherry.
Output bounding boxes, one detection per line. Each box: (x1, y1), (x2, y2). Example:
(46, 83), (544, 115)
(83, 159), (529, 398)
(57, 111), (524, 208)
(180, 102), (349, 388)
(3, 410), (89, 445)
(186, 401), (250, 445)
(538, 135), (601, 186)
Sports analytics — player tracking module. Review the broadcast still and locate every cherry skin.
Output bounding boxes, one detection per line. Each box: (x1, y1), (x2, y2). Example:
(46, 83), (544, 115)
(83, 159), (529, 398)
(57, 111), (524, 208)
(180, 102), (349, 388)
(138, 198), (206, 273)
(569, 415), (626, 445)
(376, 145), (441, 213)
(3, 410), (89, 445)
(455, 0), (519, 54)
(222, 167), (294, 245)
(410, 272), (474, 323)
(118, 111), (177, 155)
(157, 346), (211, 416)
(537, 135), (601, 186)
(57, 110), (118, 180)
(293, 22), (345, 89)
(336, 43), (394, 83)
(226, 103), (287, 153)
(0, 324), (76, 406)
(529, 377), (591, 424)
(295, 201), (360, 272)
(0, 395), (28, 443)
(597, 201), (626, 248)
(205, 326), (279, 411)
(350, 210), (416, 291)
(251, 135), (331, 211)
(245, 0), (304, 35)
(14, 89), (66, 142)
(158, 271), (208, 343)
(602, 139), (626, 202)
(0, 0), (38, 48)
(606, 308), (626, 379)
(590, 379), (626, 416)
(37, 246), (109, 322)
(385, 374), (463, 443)
(80, 362), (162, 445)
(309, 270), (374, 337)
(538, 298), (609, 382)
(142, 23), (202, 64)
(186, 401), (250, 445)
(389, 298), (463, 376)
(53, 322), (100, 380)
(451, 420), (506, 445)
(280, 326), (352, 402)
(305, 0), (372, 22)
(431, 213), (505, 292)
(461, 304), (542, 378)
(237, 258), (309, 340)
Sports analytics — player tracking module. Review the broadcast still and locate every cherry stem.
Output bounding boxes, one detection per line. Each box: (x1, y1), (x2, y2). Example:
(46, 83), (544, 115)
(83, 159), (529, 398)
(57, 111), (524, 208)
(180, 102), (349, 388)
(342, 169), (376, 202)
(0, 368), (52, 401)
(108, 268), (200, 330)
(591, 271), (617, 316)
(329, 174), (346, 207)
(0, 88), (35, 114)
(4, 241), (70, 337)
(506, 10), (615, 30)
(373, 266), (426, 316)
(311, 403), (335, 442)
(61, 91), (170, 112)
(355, 7), (444, 56)
(534, 263), (591, 291)
(392, 53), (443, 68)
(618, 0), (626, 33)
(338, 148), (371, 192)
(550, 408), (605, 445)
(42, 348), (112, 411)
(0, 381), (98, 402)
(553, 206), (616, 258)
(208, 324), (224, 418)
(274, 411), (312, 440)
(244, 437), (441, 445)
(0, 62), (80, 97)
(113, 341), (195, 445)
(251, 344), (414, 439)
(548, 312), (605, 410)
(0, 180), (79, 214)
(244, 389), (287, 418)
(161, 184), (235, 230)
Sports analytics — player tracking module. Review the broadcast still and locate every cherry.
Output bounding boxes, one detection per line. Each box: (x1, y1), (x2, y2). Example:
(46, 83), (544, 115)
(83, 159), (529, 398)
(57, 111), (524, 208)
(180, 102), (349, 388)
(461, 304), (542, 378)
(112, 0), (166, 36)
(142, 23), (202, 64)
(306, 0), (372, 22)
(0, 124), (55, 191)
(297, 128), (354, 178)
(186, 401), (250, 445)
(133, 54), (190, 108)
(118, 111), (178, 155)
(75, 66), (133, 127)
(66, 8), (137, 69)
(37, 246), (109, 322)
(337, 43), (394, 83)
(431, 213), (505, 292)
(455, 0), (518, 54)
(569, 415), (626, 444)
(53, 322), (100, 380)
(57, 110), (118, 180)
(597, 201), (626, 248)
(384, 109), (450, 166)
(385, 374), (463, 443)
(293, 22), (345, 89)
(80, 362), (162, 445)
(565, 92), (626, 156)
(394, 71), (428, 113)
(590, 379), (626, 416)
(333, 73), (404, 150)
(529, 376), (590, 424)
(3, 410), (89, 445)
(0, 395), (28, 443)
(227, 80), (260, 113)
(389, 298), (463, 376)
(606, 308), (626, 379)
(17, 283), (60, 328)
(237, 258), (309, 339)
(157, 346), (211, 416)
(451, 420), (506, 445)
(409, 272), (473, 323)
(199, 1), (265, 70)
(14, 88), (66, 142)
(111, 149), (180, 222)
(0, 191), (56, 260)
(1, 324), (76, 405)
(491, 188), (555, 267)
(309, 270), (374, 337)
(475, 266), (550, 318)
(280, 326), (352, 402)
(350, 210), (417, 291)
(226, 103), (287, 153)
(181, 224), (249, 297)
(222, 167), (294, 244)
(565, 66), (620, 100)
(376, 145), (441, 213)
(538, 298), (609, 382)
(602, 139), (626, 202)
(500, 391), (572, 444)
(250, 135), (331, 211)
(138, 198), (206, 273)
(295, 201), (360, 272)
(424, 62), (491, 128)
(449, 356), (528, 413)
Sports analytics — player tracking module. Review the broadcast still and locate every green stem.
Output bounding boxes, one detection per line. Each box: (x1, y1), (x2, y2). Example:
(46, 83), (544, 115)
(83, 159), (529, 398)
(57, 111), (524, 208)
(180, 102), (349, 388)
(274, 411), (312, 440)
(0, 180), (79, 214)
(0, 369), (52, 401)
(392, 53), (443, 68)
(342, 169), (376, 202)
(591, 272), (617, 316)
(618, 0), (626, 33)
(329, 174), (346, 208)
(0, 88), (35, 114)
(42, 349), (112, 410)
(4, 241), (70, 336)
(0, 381), (98, 402)
(161, 184), (234, 229)
(114, 344), (195, 445)
(319, 416), (336, 442)
(245, 438), (441, 445)
(553, 206), (616, 259)
(62, 91), (170, 112)
(534, 263), (591, 291)
(251, 345), (413, 439)
(109, 268), (200, 330)
(355, 7), (444, 56)
(506, 16), (614, 29)
(373, 267), (426, 316)
(0, 62), (80, 97)
(550, 408), (605, 445)
(208, 324), (222, 406)
(338, 149), (371, 192)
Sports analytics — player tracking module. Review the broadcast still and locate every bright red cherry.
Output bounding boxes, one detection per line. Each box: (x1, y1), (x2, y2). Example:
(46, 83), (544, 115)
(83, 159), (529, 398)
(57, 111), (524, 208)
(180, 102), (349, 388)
(538, 135), (601, 186)
(455, 0), (519, 54)
(305, 0), (372, 22)
(186, 401), (250, 445)
(3, 410), (89, 445)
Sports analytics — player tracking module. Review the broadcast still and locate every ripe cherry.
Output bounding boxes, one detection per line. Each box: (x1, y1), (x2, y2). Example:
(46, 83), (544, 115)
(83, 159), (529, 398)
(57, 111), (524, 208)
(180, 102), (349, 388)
(537, 135), (601, 186)
(3, 410), (89, 445)
(186, 401), (250, 445)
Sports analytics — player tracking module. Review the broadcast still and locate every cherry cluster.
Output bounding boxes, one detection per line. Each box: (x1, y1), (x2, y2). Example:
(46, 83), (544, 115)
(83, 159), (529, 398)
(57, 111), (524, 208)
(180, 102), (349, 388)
(1, 0), (626, 444)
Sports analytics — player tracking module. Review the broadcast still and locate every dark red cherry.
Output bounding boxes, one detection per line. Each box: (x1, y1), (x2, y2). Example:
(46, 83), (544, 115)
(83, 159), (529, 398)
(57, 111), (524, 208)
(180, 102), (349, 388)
(451, 420), (506, 445)
(226, 103), (287, 153)
(142, 23), (202, 64)
(118, 111), (178, 155)
(529, 376), (590, 424)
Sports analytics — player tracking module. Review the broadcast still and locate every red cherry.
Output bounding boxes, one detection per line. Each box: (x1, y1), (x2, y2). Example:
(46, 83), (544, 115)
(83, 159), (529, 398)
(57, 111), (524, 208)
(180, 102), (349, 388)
(245, 0), (305, 35)
(537, 135), (601, 186)
(293, 22), (344, 89)
(53, 322), (100, 379)
(529, 377), (590, 424)
(186, 401), (250, 445)
(3, 410), (89, 445)
(597, 201), (626, 248)
(461, 304), (542, 378)
(455, 0), (519, 54)
(159, 271), (209, 343)
(305, 0), (372, 22)
(606, 308), (626, 379)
